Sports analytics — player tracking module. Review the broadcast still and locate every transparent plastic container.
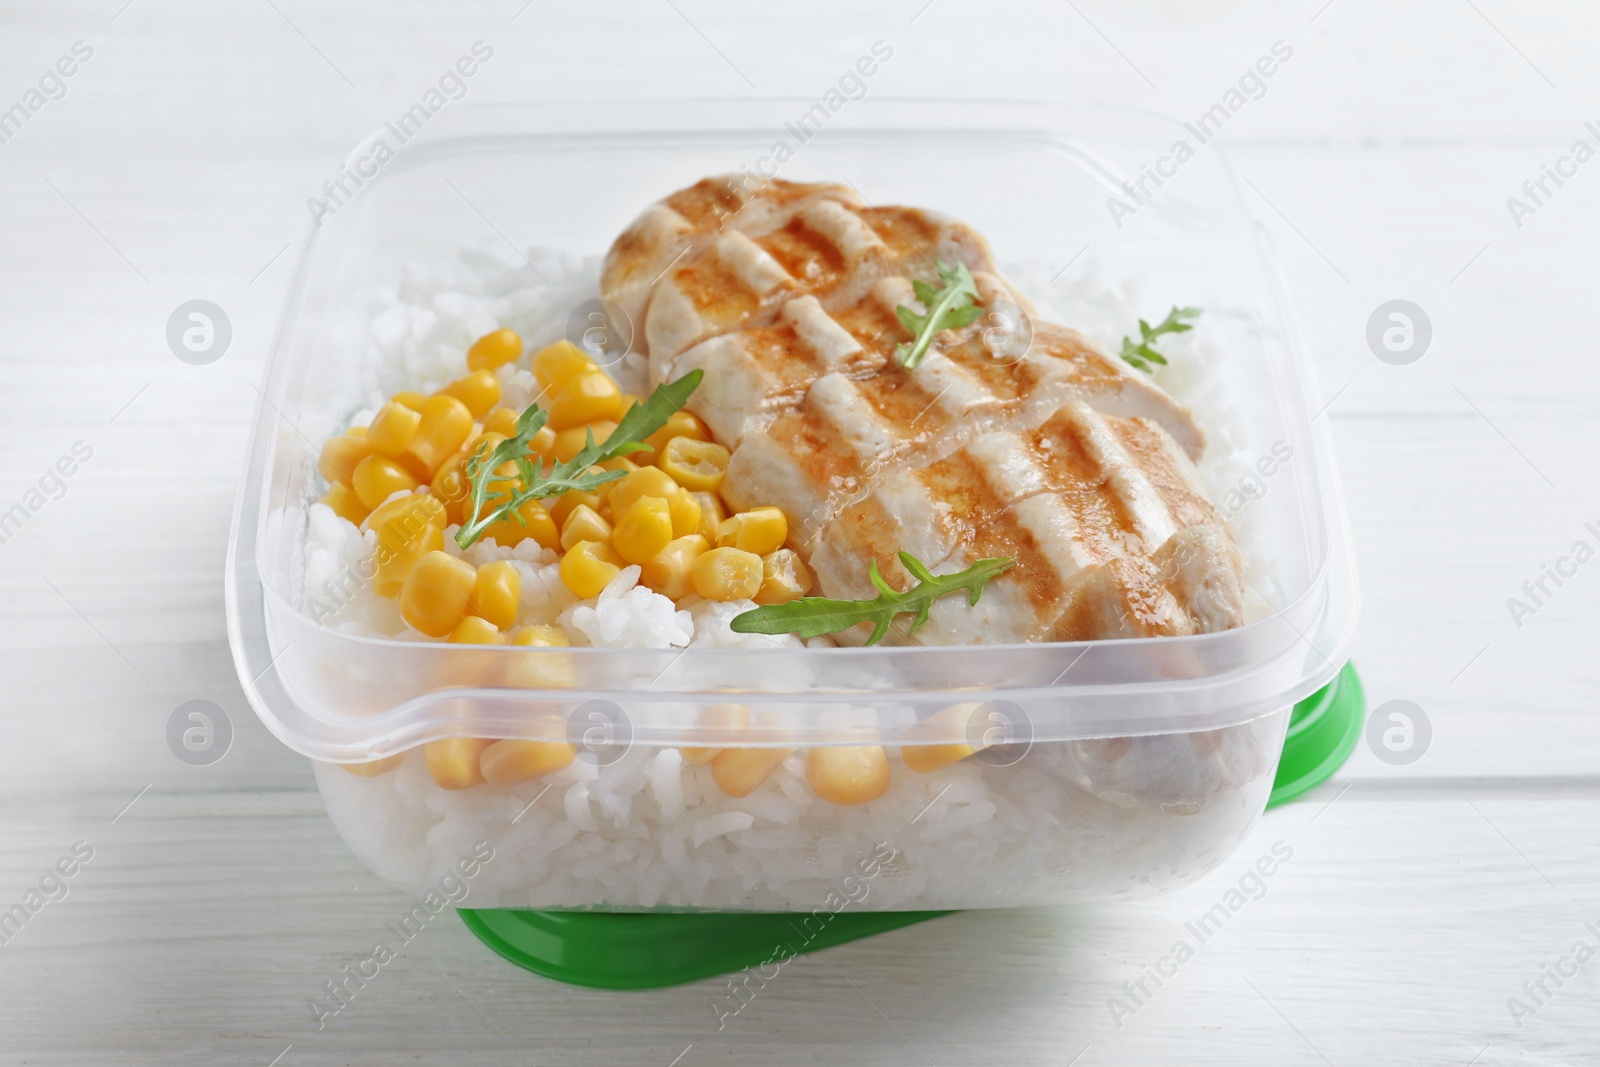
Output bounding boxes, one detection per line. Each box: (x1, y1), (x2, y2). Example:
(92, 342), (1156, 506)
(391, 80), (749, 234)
(226, 100), (1358, 912)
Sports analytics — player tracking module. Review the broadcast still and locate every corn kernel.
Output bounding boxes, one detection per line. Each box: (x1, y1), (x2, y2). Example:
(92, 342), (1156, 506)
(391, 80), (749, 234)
(660, 436), (729, 492)
(711, 747), (794, 798)
(680, 703), (748, 765)
(900, 703), (983, 773)
(717, 507), (788, 555)
(691, 490), (725, 543)
(374, 503), (446, 597)
(469, 560), (521, 630)
(552, 421), (617, 463)
(398, 551), (478, 637)
(448, 615), (505, 645)
(392, 391), (428, 412)
(598, 456), (637, 475)
(505, 624), (575, 689)
(639, 410), (711, 465)
(364, 491), (446, 536)
(613, 496), (673, 565)
(480, 738), (576, 786)
(604, 466), (673, 516)
(806, 746), (891, 805)
(548, 370), (623, 431)
(341, 753), (406, 777)
(424, 737), (493, 790)
(482, 406), (521, 438)
(467, 328), (523, 372)
(549, 489), (602, 528)
(482, 498), (559, 552)
(350, 455), (419, 510)
(666, 488), (702, 539)
(692, 547), (763, 601)
(320, 484), (369, 525)
(560, 504), (613, 552)
(366, 401), (422, 459)
(531, 339), (595, 392)
(399, 394), (474, 482)
(559, 540), (622, 599)
(318, 433), (372, 487)
(430, 450), (474, 525)
(439, 370), (501, 419)
(640, 534), (707, 600)
(755, 548), (813, 605)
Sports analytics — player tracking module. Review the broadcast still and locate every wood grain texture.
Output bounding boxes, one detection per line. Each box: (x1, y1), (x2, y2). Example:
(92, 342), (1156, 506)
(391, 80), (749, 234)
(1, 1), (1597, 1063)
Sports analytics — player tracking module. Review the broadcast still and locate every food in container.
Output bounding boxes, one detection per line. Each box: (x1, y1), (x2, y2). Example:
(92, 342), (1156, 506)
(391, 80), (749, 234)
(227, 101), (1358, 914)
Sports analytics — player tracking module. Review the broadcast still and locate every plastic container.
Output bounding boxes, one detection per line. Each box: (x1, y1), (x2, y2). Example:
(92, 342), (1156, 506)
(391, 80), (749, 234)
(226, 100), (1359, 913)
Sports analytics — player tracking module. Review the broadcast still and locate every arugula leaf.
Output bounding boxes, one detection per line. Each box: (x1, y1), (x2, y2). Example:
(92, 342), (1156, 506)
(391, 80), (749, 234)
(1118, 306), (1201, 374)
(454, 370), (703, 550)
(894, 260), (984, 369)
(729, 552), (1014, 646)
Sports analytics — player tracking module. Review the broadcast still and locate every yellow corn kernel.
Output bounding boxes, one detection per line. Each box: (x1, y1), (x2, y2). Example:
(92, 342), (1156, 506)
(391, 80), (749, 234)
(549, 489), (602, 528)
(552, 421), (617, 463)
(660, 436), (730, 492)
(638, 410), (711, 465)
(439, 370), (501, 419)
(559, 540), (622, 599)
(667, 488), (702, 539)
(366, 401), (423, 459)
(469, 560), (521, 630)
(392, 391), (428, 412)
(680, 703), (748, 765)
(598, 456), (638, 476)
(398, 551), (478, 637)
(531, 339), (595, 392)
(482, 498), (560, 552)
(560, 504), (613, 552)
(448, 615), (506, 645)
(505, 624), (575, 688)
(318, 432), (372, 488)
(350, 455), (419, 510)
(373, 504), (446, 598)
(711, 747), (794, 798)
(613, 496), (673, 565)
(806, 746), (891, 805)
(717, 507), (788, 555)
(900, 704), (984, 773)
(480, 738), (576, 786)
(608, 466), (680, 520)
(691, 490), (726, 543)
(429, 450), (474, 525)
(548, 370), (622, 431)
(341, 752), (406, 777)
(482, 406), (520, 438)
(364, 491), (446, 535)
(424, 737), (493, 790)
(320, 484), (369, 525)
(399, 394), (474, 482)
(640, 534), (707, 600)
(691, 547), (763, 601)
(467, 328), (523, 372)
(755, 548), (813, 606)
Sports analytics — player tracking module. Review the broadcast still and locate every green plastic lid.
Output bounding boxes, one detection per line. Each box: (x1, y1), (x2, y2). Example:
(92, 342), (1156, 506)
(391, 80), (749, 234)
(460, 662), (1362, 989)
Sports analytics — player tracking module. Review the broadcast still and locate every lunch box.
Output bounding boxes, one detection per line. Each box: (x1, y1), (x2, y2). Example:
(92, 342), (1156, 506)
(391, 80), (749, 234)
(226, 99), (1361, 987)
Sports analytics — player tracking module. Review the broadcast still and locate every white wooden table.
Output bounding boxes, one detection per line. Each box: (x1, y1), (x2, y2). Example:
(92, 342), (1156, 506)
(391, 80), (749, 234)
(2, 2), (1597, 1063)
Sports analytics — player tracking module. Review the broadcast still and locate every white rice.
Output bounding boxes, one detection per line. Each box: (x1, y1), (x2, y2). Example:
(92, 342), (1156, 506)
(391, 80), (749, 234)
(297, 246), (1285, 910)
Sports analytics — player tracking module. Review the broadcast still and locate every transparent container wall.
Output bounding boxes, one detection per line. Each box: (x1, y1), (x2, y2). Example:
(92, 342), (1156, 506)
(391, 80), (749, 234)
(316, 709), (1290, 911)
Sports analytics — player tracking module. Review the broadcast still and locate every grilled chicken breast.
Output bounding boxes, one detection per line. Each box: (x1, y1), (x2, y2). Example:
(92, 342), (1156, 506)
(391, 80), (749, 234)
(601, 176), (1243, 645)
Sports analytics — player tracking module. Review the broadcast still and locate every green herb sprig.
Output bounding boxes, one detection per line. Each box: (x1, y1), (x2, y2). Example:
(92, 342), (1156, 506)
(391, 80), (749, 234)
(729, 551), (1014, 646)
(454, 370), (703, 550)
(1118, 306), (1201, 373)
(895, 261), (984, 369)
